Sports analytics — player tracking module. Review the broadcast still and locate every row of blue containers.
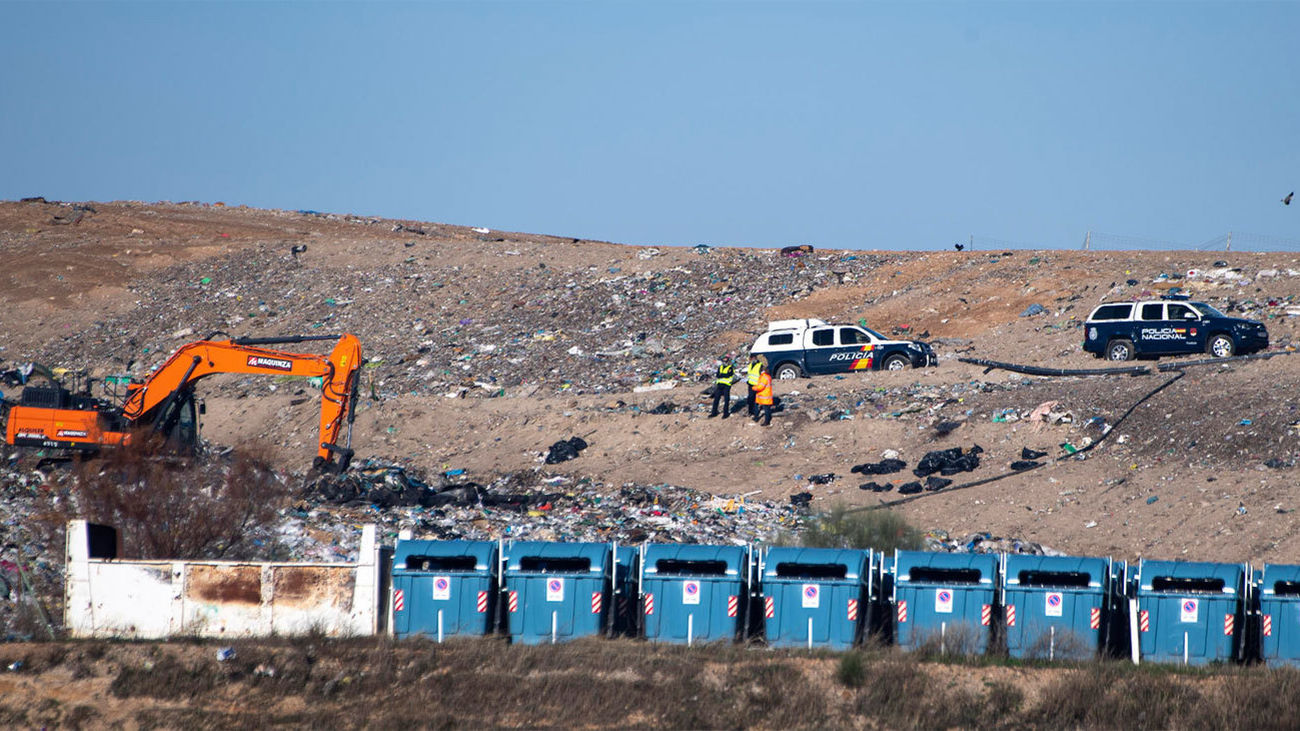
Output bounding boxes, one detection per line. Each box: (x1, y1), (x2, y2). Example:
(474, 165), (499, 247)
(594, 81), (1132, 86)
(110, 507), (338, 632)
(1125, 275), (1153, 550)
(389, 538), (1300, 665)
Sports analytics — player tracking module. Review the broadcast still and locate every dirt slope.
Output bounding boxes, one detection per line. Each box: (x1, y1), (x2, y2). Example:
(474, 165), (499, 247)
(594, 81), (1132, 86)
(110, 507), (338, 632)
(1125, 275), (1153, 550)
(4, 199), (1300, 564)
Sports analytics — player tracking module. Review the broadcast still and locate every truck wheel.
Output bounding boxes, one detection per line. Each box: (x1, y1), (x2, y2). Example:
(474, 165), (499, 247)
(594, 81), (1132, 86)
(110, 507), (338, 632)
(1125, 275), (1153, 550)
(774, 363), (801, 380)
(1207, 334), (1235, 358)
(883, 354), (910, 371)
(1106, 339), (1134, 362)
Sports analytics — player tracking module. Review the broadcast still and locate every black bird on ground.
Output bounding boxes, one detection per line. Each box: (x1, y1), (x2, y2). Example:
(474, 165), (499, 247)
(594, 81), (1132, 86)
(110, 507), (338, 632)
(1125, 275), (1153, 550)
(954, 243), (964, 251)
(290, 244), (308, 260)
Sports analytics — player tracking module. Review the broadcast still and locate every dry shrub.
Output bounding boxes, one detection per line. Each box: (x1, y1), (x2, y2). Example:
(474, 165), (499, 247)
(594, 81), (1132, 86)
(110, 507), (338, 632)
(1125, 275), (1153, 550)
(67, 436), (289, 559)
(914, 621), (986, 659)
(1019, 627), (1098, 662)
(792, 504), (923, 553)
(1034, 663), (1206, 729)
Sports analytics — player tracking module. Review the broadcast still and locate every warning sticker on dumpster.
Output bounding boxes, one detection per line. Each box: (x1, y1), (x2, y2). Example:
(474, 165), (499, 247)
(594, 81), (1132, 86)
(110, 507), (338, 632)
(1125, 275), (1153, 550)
(547, 578), (565, 602)
(802, 584), (820, 609)
(683, 580), (701, 605)
(935, 589), (954, 614)
(1045, 592), (1063, 617)
(433, 576), (451, 601)
(1181, 598), (1198, 623)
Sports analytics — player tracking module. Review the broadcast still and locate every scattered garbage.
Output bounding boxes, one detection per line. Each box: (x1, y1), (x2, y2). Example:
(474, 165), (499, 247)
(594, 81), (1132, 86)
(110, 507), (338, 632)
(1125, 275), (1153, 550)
(216, 647), (236, 662)
(807, 473), (836, 485)
(789, 492), (813, 507)
(1019, 303), (1045, 317)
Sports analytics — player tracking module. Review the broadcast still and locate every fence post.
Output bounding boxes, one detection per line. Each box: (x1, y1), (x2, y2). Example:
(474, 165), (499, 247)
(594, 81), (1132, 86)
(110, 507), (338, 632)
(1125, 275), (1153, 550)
(1226, 232), (1232, 252)
(1083, 231), (1091, 250)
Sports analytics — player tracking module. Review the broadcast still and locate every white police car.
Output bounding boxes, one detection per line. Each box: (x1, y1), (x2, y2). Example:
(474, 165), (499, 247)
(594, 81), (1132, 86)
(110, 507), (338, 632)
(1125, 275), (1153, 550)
(749, 319), (937, 379)
(1083, 296), (1268, 361)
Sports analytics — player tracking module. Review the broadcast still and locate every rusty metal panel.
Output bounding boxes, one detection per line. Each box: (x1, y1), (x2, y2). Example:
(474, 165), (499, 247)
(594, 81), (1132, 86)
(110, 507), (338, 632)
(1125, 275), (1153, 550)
(186, 564), (262, 605)
(273, 566), (353, 611)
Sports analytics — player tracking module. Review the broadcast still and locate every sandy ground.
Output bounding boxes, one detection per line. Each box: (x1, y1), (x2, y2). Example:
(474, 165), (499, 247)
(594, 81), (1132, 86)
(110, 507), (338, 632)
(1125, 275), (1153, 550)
(3, 199), (1300, 567)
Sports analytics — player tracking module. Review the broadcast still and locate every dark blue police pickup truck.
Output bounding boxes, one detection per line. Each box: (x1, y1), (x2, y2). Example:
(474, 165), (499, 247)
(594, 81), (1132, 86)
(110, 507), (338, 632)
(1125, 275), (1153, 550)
(749, 319), (937, 380)
(1083, 296), (1268, 361)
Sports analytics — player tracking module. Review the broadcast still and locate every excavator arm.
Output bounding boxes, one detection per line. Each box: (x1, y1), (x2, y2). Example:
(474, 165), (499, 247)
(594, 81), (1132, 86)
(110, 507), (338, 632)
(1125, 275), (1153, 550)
(119, 333), (363, 471)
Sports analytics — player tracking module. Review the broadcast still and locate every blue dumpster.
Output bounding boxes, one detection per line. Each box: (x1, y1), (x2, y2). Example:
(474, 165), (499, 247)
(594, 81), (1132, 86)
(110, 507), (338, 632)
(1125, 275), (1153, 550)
(502, 541), (612, 645)
(1258, 564), (1300, 666)
(1135, 559), (1245, 665)
(641, 544), (749, 645)
(892, 551), (999, 654)
(761, 547), (871, 650)
(391, 539), (497, 640)
(1002, 554), (1111, 660)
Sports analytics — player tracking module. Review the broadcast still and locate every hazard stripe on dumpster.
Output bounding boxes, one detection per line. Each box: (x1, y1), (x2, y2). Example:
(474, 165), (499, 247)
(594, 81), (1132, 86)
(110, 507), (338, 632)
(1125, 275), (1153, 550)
(1004, 604), (1015, 627)
(508, 591), (519, 613)
(764, 596), (775, 619)
(1224, 614), (1235, 636)
(727, 595), (739, 618)
(981, 604), (992, 626)
(897, 600), (908, 623)
(476, 590), (488, 613)
(1090, 607), (1101, 630)
(1139, 610), (1149, 632)
(394, 589), (405, 612)
(847, 599), (858, 622)
(644, 593), (655, 615)
(1264, 614), (1273, 637)
(591, 592), (602, 614)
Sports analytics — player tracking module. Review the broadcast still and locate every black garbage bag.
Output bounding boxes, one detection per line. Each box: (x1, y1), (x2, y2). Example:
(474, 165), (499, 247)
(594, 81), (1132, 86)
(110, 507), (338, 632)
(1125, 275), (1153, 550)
(859, 481), (893, 492)
(545, 436), (588, 464)
(851, 458), (907, 475)
(648, 401), (677, 415)
(790, 491), (813, 507)
(1021, 447), (1047, 460)
(924, 476), (952, 491)
(897, 481), (923, 495)
(933, 421), (961, 436)
(808, 473), (836, 485)
(914, 447), (981, 477)
(1010, 460), (1040, 471)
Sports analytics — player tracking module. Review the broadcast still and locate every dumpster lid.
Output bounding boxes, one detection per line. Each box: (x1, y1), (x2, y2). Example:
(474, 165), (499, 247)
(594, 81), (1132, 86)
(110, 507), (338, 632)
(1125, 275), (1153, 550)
(1004, 555), (1108, 588)
(1258, 564), (1300, 595)
(762, 547), (870, 580)
(894, 550), (997, 584)
(1138, 559), (1243, 594)
(505, 541), (611, 573)
(643, 543), (747, 576)
(394, 539), (496, 571)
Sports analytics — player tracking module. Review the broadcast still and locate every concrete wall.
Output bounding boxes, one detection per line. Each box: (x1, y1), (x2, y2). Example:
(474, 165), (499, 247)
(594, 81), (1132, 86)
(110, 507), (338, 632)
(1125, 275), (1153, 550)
(64, 520), (381, 639)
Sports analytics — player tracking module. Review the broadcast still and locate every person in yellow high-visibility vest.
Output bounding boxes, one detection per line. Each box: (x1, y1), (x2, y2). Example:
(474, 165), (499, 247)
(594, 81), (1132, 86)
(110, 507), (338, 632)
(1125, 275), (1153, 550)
(744, 354), (763, 418)
(709, 354), (735, 419)
(753, 362), (774, 427)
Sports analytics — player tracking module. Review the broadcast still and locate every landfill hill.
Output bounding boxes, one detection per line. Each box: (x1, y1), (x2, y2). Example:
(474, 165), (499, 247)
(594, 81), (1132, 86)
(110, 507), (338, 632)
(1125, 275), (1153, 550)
(3, 198), (1300, 566)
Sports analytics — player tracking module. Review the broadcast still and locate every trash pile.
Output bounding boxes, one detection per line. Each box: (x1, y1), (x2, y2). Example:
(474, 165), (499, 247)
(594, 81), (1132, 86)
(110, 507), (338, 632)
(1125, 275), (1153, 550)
(922, 529), (1063, 556)
(848, 446), (982, 494)
(20, 237), (890, 398)
(300, 459), (807, 547)
(0, 456), (62, 641)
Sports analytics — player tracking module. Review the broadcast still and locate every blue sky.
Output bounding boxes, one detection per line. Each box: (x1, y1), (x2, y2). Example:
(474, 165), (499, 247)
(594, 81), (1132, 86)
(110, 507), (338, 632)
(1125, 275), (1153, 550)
(2, 1), (1298, 250)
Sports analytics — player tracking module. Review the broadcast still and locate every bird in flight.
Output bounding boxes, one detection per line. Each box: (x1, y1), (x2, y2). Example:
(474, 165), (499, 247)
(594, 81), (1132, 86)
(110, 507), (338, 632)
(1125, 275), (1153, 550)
(1285, 192), (1294, 206)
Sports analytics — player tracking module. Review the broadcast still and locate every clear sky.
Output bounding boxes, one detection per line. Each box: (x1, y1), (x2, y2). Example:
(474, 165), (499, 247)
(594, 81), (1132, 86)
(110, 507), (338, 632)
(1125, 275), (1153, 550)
(2, 1), (1298, 250)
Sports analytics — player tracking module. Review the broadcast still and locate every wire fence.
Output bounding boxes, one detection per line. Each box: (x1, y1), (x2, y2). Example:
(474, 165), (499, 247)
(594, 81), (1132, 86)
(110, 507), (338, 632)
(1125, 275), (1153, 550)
(961, 231), (1300, 252)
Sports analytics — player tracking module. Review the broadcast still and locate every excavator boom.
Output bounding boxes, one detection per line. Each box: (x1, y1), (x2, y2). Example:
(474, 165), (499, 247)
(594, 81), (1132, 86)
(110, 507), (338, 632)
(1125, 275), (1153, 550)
(4, 333), (364, 471)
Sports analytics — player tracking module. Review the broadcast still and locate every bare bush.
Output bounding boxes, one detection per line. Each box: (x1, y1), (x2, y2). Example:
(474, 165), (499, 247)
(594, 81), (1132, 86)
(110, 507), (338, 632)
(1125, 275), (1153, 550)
(67, 437), (290, 560)
(790, 505), (923, 553)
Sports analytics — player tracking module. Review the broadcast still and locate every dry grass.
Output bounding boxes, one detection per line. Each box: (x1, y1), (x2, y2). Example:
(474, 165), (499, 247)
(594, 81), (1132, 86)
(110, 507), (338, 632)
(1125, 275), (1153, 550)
(8, 637), (1300, 729)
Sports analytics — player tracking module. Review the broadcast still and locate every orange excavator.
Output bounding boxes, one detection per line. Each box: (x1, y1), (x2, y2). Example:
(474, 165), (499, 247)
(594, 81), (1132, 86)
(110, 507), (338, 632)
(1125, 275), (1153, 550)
(2, 333), (363, 472)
